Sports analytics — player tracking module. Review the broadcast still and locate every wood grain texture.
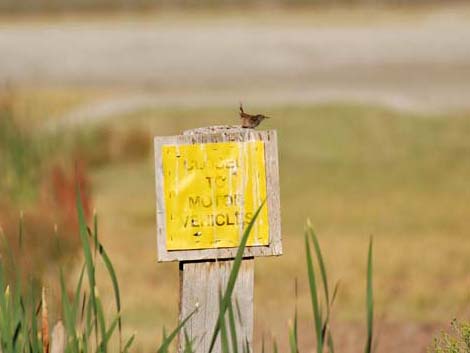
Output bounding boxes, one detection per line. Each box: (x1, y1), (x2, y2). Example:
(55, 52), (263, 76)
(154, 126), (282, 262)
(178, 258), (254, 353)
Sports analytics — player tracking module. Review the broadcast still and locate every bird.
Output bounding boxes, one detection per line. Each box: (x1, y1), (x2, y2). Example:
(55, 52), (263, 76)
(239, 103), (270, 129)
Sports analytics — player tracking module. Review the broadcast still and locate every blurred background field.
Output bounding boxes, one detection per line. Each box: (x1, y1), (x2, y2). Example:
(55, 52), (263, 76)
(1, 2), (470, 353)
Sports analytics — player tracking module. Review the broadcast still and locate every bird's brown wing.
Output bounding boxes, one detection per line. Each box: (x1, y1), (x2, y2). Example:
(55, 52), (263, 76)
(240, 116), (252, 128)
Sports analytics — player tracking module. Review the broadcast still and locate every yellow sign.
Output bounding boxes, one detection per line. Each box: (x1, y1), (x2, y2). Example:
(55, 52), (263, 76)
(162, 141), (269, 250)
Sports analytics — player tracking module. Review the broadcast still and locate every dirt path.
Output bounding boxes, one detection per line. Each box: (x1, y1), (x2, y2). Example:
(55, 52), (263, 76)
(1, 8), (470, 122)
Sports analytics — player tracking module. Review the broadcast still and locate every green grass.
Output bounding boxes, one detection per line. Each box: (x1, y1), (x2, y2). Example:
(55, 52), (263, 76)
(0, 186), (376, 353)
(0, 190), (133, 353)
(4, 98), (470, 351)
(74, 103), (470, 351)
(0, 104), (43, 203)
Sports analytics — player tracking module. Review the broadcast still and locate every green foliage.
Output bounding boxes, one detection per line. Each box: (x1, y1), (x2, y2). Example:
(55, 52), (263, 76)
(67, 126), (152, 169)
(0, 95), (83, 283)
(0, 185), (377, 353)
(56, 186), (133, 353)
(204, 217), (375, 353)
(0, 187), (133, 353)
(303, 223), (374, 353)
(0, 263), (42, 353)
(429, 320), (470, 353)
(0, 101), (43, 202)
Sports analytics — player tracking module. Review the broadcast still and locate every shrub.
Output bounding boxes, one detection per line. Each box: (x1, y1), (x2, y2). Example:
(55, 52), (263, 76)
(0, 90), (91, 283)
(0, 93), (42, 203)
(429, 320), (470, 353)
(0, 189), (133, 353)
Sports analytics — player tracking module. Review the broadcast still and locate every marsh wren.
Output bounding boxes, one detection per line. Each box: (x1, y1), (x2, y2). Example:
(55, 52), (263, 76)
(239, 103), (270, 128)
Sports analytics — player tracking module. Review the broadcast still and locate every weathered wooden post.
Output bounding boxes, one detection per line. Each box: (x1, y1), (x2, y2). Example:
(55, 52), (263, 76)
(154, 126), (282, 353)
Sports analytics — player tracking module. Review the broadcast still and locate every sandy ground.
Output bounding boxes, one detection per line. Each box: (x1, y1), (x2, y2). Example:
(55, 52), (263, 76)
(255, 320), (442, 353)
(1, 8), (470, 123)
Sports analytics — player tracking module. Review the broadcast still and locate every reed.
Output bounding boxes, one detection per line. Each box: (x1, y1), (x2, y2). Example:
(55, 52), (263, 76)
(0, 189), (375, 353)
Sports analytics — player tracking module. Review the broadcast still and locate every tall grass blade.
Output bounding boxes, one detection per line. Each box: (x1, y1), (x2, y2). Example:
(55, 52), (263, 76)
(293, 279), (298, 347)
(96, 299), (108, 353)
(123, 334), (135, 353)
(183, 329), (194, 353)
(30, 283), (40, 353)
(227, 299), (239, 353)
(60, 269), (78, 353)
(327, 331), (335, 353)
(86, 295), (94, 341)
(364, 238), (374, 353)
(218, 289), (230, 353)
(294, 317), (298, 349)
(305, 233), (323, 353)
(289, 302), (299, 353)
(81, 292), (88, 326)
(73, 265), (86, 324)
(157, 309), (196, 353)
(75, 182), (99, 348)
(97, 238), (122, 351)
(308, 225), (329, 303)
(330, 281), (340, 309)
(208, 201), (265, 353)
(220, 314), (230, 353)
(288, 324), (298, 353)
(309, 225), (338, 351)
(99, 243), (122, 333)
(324, 280), (341, 353)
(99, 316), (120, 351)
(12, 321), (21, 348)
(93, 212), (99, 259)
(235, 299), (243, 326)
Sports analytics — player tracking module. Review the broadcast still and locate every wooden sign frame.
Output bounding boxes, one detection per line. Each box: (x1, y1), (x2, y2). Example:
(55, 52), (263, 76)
(154, 126), (282, 262)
